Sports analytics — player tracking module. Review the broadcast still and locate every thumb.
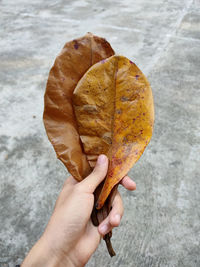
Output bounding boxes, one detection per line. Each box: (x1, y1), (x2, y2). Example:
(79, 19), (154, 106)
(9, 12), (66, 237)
(79, 154), (108, 193)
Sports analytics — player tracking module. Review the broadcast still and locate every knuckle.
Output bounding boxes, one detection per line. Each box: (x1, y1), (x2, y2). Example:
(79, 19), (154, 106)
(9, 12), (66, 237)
(74, 183), (82, 192)
(109, 220), (115, 227)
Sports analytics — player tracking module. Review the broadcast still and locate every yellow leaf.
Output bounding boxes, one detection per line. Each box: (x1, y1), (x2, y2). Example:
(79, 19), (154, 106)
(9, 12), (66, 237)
(73, 55), (154, 209)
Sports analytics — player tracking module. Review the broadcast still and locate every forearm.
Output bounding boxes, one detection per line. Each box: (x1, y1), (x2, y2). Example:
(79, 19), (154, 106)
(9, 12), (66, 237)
(21, 237), (76, 267)
(21, 237), (56, 267)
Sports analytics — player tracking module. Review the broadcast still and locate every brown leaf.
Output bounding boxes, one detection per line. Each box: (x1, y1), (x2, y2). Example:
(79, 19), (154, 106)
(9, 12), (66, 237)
(43, 33), (114, 181)
(73, 55), (154, 209)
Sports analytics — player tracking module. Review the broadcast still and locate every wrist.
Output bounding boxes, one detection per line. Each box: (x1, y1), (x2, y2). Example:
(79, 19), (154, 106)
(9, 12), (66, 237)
(21, 236), (78, 267)
(21, 236), (59, 267)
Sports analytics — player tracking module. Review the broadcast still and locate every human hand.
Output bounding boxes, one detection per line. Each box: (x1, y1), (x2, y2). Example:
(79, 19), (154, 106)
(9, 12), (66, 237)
(22, 155), (136, 267)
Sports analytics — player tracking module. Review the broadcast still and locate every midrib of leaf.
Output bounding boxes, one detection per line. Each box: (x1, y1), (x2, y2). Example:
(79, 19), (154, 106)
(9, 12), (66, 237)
(110, 56), (119, 155)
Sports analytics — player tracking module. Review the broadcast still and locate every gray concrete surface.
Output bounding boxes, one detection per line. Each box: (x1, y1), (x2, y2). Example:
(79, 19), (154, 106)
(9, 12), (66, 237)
(0, 0), (200, 266)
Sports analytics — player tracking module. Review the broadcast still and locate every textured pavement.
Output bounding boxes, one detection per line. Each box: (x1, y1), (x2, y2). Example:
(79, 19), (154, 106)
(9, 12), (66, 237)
(0, 0), (200, 266)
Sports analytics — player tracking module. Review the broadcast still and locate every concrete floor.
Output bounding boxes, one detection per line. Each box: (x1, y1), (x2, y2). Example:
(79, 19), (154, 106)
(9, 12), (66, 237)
(0, 0), (200, 266)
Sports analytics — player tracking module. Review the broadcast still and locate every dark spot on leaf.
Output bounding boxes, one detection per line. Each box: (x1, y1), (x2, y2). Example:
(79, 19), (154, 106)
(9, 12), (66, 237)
(135, 75), (140, 80)
(129, 60), (134, 64)
(108, 168), (114, 177)
(134, 149), (139, 155)
(116, 109), (121, 114)
(121, 96), (129, 102)
(74, 40), (79, 50)
(123, 136), (128, 143)
(113, 157), (122, 166)
(123, 134), (133, 143)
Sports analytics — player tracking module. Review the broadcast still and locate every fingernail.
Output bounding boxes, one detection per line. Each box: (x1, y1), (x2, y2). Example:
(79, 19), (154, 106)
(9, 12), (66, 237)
(99, 224), (108, 234)
(97, 154), (106, 164)
(114, 214), (121, 223)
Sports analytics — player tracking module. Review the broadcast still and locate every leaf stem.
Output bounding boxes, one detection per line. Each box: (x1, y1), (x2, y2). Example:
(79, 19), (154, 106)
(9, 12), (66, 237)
(104, 233), (116, 257)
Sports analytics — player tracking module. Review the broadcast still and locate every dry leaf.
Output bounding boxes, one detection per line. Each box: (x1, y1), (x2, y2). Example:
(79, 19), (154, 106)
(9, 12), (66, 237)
(43, 33), (116, 256)
(73, 55), (154, 209)
(43, 33), (114, 181)
(43, 35), (154, 257)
